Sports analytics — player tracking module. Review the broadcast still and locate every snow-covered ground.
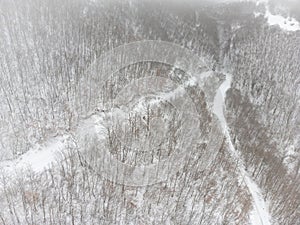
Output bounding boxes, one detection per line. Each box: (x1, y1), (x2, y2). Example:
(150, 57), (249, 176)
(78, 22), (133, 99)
(0, 71), (272, 224)
(216, 0), (300, 32)
(0, 135), (69, 175)
(212, 72), (272, 225)
(253, 0), (300, 32)
(265, 8), (300, 32)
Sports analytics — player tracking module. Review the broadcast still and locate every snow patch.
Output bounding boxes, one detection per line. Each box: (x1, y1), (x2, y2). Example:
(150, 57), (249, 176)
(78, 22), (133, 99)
(265, 8), (300, 31)
(0, 135), (69, 175)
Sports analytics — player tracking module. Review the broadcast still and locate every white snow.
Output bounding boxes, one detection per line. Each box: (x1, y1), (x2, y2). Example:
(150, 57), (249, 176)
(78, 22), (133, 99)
(212, 72), (272, 225)
(0, 135), (69, 175)
(0, 115), (106, 184)
(253, 0), (300, 32)
(265, 8), (300, 32)
(244, 175), (271, 225)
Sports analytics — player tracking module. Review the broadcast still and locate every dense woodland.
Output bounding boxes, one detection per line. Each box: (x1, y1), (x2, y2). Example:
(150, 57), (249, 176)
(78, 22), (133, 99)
(0, 0), (299, 224)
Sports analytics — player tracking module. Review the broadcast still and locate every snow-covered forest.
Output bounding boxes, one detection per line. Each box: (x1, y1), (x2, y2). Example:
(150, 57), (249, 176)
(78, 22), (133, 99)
(0, 0), (299, 224)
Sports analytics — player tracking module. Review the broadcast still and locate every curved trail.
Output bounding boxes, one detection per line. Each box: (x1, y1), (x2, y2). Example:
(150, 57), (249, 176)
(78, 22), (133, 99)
(213, 72), (271, 225)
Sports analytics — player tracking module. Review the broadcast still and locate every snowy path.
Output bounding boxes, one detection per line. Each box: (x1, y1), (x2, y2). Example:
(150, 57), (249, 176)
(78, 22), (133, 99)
(0, 135), (69, 175)
(213, 73), (271, 225)
(0, 115), (98, 178)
